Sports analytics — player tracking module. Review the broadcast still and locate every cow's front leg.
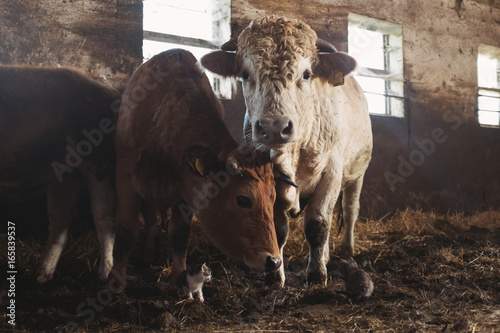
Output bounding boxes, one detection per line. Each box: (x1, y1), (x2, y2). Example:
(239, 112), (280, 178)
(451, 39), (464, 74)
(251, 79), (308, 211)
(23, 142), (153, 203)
(303, 171), (341, 286)
(341, 176), (364, 257)
(266, 194), (290, 286)
(168, 202), (192, 289)
(38, 175), (81, 283)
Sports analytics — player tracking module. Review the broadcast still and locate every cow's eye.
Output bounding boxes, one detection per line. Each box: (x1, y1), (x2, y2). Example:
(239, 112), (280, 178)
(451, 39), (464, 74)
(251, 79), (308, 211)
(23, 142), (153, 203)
(241, 71), (250, 81)
(302, 71), (311, 80)
(236, 195), (252, 209)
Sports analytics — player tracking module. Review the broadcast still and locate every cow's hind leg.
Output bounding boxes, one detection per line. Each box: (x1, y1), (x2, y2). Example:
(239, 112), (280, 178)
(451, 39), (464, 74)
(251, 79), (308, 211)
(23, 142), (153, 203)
(38, 176), (81, 283)
(141, 201), (158, 264)
(85, 173), (116, 282)
(109, 168), (141, 291)
(341, 177), (364, 257)
(168, 202), (192, 289)
(303, 172), (341, 286)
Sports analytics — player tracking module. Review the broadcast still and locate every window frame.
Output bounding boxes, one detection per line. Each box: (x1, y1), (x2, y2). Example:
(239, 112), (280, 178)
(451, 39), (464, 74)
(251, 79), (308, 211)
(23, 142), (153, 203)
(348, 13), (405, 118)
(142, 0), (233, 99)
(477, 44), (500, 128)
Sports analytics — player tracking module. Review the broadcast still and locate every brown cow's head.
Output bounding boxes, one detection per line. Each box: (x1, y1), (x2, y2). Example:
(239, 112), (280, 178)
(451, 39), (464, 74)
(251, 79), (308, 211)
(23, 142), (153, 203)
(201, 16), (358, 150)
(182, 144), (281, 272)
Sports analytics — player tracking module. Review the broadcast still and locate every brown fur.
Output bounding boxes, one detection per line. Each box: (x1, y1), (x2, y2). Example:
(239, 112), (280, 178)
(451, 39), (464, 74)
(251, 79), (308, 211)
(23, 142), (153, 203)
(111, 49), (280, 290)
(0, 65), (119, 282)
(0, 65), (118, 198)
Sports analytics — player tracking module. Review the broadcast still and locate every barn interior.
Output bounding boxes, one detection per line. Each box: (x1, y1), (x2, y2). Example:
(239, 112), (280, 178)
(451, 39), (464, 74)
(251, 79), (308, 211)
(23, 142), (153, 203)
(1, 0), (500, 332)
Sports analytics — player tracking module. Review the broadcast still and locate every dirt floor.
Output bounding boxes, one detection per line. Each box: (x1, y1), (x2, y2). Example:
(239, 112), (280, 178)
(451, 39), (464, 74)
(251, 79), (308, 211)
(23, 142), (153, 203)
(1, 208), (500, 332)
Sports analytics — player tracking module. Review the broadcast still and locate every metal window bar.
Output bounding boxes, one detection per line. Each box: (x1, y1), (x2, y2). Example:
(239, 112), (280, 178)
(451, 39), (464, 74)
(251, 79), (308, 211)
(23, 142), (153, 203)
(383, 34), (391, 115)
(478, 87), (500, 111)
(364, 91), (405, 100)
(477, 88), (500, 126)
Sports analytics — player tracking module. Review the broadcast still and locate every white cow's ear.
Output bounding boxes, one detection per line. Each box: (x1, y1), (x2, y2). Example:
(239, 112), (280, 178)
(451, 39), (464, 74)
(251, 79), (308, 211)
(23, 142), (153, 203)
(200, 50), (241, 77)
(315, 52), (358, 86)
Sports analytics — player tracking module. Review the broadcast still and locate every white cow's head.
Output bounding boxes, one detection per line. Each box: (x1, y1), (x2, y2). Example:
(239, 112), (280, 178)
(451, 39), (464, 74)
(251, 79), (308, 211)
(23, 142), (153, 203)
(201, 17), (358, 149)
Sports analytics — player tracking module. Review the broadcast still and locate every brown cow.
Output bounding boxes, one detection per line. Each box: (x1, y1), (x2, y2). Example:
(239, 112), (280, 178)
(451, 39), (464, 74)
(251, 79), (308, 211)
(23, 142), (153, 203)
(0, 65), (119, 283)
(110, 49), (280, 290)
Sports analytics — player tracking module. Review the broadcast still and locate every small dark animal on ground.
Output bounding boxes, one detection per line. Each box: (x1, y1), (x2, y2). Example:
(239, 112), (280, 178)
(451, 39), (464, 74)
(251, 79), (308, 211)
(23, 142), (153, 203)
(338, 257), (374, 300)
(177, 263), (212, 302)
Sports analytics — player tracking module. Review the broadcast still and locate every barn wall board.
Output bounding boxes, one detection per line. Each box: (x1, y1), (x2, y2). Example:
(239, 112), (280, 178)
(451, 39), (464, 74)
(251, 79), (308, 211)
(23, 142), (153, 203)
(225, 0), (500, 216)
(0, 0), (143, 89)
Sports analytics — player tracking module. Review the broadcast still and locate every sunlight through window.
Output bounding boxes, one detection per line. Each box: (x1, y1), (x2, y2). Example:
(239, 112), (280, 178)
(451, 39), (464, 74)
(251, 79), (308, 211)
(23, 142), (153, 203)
(477, 45), (500, 127)
(143, 0), (233, 99)
(348, 13), (404, 117)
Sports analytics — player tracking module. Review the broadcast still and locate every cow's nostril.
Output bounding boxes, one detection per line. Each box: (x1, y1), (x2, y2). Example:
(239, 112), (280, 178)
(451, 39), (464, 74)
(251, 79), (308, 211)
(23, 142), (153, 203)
(265, 256), (282, 271)
(281, 121), (293, 136)
(256, 121), (268, 139)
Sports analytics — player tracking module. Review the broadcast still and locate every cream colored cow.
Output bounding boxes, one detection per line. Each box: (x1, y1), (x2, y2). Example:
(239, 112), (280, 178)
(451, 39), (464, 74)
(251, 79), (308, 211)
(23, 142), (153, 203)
(202, 17), (373, 286)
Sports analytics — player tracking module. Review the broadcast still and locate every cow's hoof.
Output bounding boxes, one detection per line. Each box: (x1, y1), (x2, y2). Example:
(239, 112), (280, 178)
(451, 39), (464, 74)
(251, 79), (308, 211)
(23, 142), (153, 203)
(107, 276), (126, 293)
(36, 273), (52, 284)
(306, 269), (327, 286)
(107, 264), (128, 293)
(98, 260), (113, 283)
(169, 278), (179, 290)
(340, 246), (354, 258)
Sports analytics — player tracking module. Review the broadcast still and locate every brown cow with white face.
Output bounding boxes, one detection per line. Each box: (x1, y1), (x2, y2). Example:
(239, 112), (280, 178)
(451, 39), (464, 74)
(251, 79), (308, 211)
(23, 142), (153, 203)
(0, 65), (118, 283)
(201, 17), (373, 286)
(110, 49), (280, 290)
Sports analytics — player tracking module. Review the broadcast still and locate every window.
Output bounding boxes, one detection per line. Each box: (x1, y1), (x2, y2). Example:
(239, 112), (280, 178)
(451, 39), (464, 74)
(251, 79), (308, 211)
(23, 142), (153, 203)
(348, 13), (404, 117)
(143, 0), (233, 98)
(477, 44), (500, 127)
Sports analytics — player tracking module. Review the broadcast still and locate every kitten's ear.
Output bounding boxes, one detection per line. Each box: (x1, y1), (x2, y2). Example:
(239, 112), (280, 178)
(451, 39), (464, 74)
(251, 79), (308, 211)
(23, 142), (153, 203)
(202, 263), (207, 269)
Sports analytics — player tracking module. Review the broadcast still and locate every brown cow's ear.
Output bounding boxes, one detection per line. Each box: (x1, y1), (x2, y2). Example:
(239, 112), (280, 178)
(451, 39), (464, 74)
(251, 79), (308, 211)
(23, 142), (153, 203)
(200, 50), (241, 77)
(315, 52), (358, 86)
(186, 145), (222, 177)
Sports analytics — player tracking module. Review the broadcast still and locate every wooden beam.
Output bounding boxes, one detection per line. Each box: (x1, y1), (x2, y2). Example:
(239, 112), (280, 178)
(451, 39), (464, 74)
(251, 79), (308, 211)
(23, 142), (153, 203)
(143, 31), (219, 50)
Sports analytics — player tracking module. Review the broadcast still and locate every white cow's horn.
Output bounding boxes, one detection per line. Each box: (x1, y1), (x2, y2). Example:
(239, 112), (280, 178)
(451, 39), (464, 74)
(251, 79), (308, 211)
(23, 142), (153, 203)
(221, 38), (238, 52)
(316, 38), (337, 53)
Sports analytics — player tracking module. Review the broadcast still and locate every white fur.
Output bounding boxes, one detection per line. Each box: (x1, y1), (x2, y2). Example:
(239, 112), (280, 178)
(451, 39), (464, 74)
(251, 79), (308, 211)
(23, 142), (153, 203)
(245, 67), (372, 286)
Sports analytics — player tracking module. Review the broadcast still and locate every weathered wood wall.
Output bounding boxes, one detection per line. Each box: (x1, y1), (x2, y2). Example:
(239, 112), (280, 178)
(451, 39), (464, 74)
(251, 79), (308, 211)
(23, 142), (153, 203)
(0, 0), (142, 89)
